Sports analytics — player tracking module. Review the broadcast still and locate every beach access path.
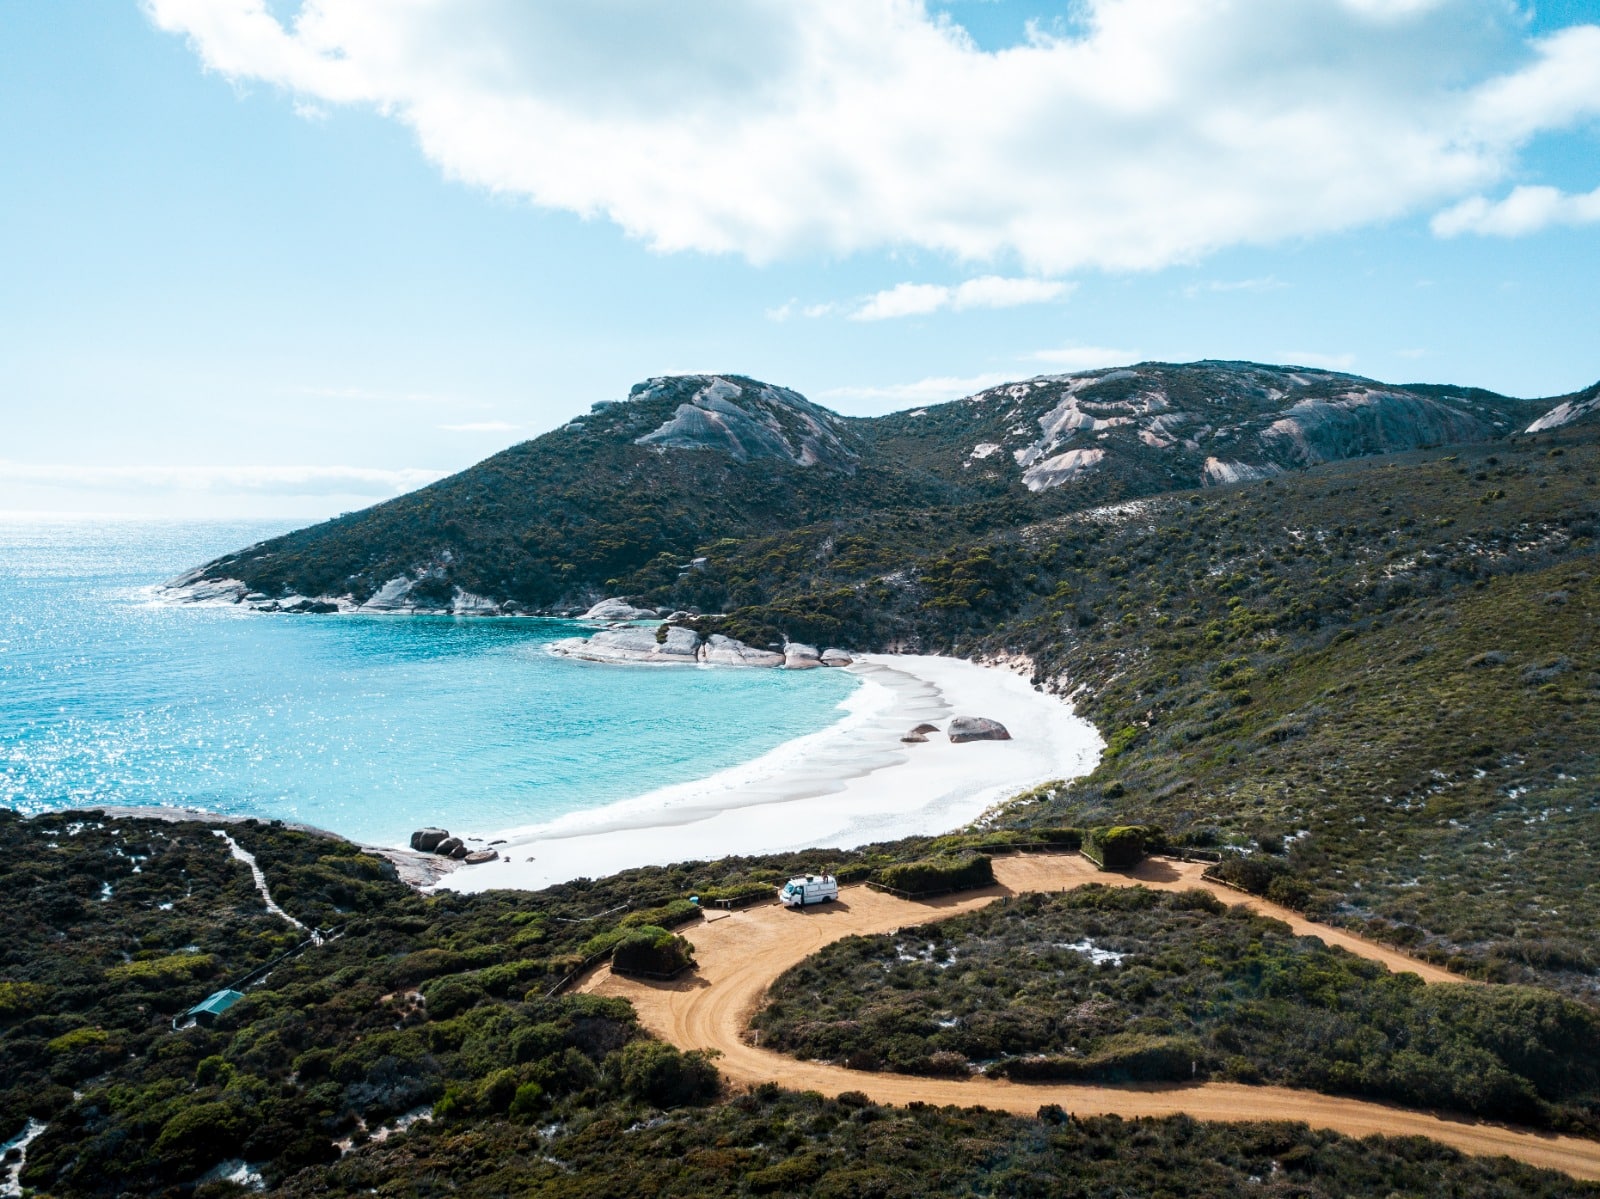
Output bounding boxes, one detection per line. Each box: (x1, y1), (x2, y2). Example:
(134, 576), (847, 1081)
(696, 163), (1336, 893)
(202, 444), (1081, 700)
(584, 853), (1600, 1182)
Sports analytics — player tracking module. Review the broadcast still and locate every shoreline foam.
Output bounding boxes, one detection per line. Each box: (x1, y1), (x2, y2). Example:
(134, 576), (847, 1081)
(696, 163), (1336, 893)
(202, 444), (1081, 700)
(438, 654), (1104, 894)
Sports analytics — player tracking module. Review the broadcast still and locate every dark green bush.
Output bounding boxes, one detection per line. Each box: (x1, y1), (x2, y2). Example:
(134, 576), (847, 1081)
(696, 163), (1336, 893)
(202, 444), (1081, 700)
(1083, 825), (1146, 869)
(874, 854), (994, 896)
(610, 926), (695, 977)
(620, 898), (703, 929)
(610, 1039), (720, 1107)
(991, 1034), (1204, 1084)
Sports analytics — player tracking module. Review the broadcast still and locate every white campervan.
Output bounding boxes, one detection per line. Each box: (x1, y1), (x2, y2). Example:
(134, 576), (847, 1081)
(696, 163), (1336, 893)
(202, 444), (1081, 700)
(779, 874), (838, 908)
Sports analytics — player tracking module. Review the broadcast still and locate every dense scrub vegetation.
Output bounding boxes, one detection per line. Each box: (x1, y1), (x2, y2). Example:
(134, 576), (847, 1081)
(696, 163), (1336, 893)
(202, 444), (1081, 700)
(753, 886), (1600, 1130)
(873, 852), (995, 896)
(674, 431), (1600, 992)
(11, 815), (1592, 1195)
(274, 1085), (1595, 1198)
(27, 373), (1600, 1191)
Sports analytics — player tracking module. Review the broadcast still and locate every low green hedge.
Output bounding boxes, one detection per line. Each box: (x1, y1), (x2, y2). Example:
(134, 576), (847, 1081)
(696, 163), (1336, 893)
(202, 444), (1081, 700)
(873, 854), (994, 897)
(620, 898), (703, 930)
(987, 1034), (1205, 1084)
(691, 881), (774, 907)
(611, 926), (695, 977)
(1082, 826), (1148, 870)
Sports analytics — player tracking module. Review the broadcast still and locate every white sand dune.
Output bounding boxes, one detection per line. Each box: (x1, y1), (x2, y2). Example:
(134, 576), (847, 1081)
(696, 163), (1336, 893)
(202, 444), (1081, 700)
(439, 654), (1104, 894)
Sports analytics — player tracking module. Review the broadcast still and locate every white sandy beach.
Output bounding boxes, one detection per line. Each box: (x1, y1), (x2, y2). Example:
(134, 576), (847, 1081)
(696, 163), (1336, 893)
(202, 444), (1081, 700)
(438, 654), (1104, 894)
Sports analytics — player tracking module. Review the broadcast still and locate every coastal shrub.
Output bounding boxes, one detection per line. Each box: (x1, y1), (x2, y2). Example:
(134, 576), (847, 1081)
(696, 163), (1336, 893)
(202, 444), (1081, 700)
(610, 926), (695, 977)
(750, 886), (1600, 1131)
(1209, 853), (1293, 898)
(46, 1027), (111, 1055)
(1036, 826), (1085, 848)
(0, 982), (47, 1020)
(691, 881), (773, 907)
(609, 1039), (720, 1106)
(873, 853), (994, 897)
(153, 1100), (249, 1177)
(620, 898), (702, 929)
(106, 952), (218, 984)
(1082, 826), (1146, 870)
(990, 1034), (1204, 1084)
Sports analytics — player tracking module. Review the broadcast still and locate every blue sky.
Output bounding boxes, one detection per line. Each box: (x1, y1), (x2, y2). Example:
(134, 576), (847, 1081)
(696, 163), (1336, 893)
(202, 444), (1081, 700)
(3, 0), (1599, 519)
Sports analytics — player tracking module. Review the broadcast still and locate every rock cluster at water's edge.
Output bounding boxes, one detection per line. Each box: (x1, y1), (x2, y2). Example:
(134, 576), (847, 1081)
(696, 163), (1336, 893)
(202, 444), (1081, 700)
(550, 627), (851, 669)
(700, 634), (785, 667)
(409, 827), (497, 863)
(582, 597), (661, 621)
(783, 642), (822, 669)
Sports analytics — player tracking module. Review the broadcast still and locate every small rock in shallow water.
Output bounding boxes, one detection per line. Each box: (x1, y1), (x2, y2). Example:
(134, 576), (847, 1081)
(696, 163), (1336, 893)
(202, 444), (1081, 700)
(909, 723), (940, 735)
(947, 716), (1012, 743)
(901, 732), (928, 743)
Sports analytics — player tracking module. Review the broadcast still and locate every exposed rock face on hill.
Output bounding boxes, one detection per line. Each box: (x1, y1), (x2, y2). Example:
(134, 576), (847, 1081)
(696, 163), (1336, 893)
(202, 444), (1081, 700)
(1525, 382), (1600, 433)
(870, 362), (1542, 501)
(631, 375), (858, 470)
(159, 361), (1586, 619)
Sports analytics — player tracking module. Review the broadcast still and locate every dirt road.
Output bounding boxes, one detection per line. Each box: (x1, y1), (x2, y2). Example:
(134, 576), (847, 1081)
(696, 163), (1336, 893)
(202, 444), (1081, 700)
(585, 853), (1600, 1181)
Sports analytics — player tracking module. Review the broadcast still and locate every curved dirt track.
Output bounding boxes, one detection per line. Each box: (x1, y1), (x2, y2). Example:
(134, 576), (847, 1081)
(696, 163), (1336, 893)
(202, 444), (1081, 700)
(585, 854), (1600, 1181)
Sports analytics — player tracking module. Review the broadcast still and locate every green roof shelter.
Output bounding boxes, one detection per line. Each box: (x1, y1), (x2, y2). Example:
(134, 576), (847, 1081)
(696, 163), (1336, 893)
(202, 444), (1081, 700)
(184, 989), (244, 1026)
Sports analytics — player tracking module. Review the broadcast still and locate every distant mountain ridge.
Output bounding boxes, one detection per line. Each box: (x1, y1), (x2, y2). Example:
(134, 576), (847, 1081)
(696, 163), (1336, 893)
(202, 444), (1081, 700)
(163, 362), (1591, 616)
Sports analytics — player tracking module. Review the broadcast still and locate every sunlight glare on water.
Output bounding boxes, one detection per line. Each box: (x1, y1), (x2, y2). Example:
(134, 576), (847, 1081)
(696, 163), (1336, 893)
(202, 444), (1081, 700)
(0, 519), (856, 846)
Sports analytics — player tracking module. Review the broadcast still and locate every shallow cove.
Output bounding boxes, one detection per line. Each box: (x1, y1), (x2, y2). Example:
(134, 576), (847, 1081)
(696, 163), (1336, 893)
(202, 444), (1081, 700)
(0, 519), (857, 846)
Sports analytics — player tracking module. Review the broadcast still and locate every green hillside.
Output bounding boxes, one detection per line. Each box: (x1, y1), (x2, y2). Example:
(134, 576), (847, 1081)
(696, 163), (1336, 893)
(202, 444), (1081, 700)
(165, 363), (1580, 614)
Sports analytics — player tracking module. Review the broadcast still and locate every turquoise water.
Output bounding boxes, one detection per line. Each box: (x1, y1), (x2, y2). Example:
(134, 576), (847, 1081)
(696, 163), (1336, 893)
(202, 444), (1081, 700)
(0, 519), (857, 846)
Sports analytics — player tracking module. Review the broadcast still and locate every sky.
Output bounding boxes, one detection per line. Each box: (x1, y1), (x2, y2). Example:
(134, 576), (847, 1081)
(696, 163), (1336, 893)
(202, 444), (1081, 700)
(3, 0), (1599, 520)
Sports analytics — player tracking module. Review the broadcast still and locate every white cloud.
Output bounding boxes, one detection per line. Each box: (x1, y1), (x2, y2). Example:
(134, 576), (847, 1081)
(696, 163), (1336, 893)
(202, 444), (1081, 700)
(439, 421), (518, 433)
(0, 462), (446, 497)
(819, 372), (1016, 408)
(766, 298), (841, 321)
(144, 1), (1600, 272)
(852, 276), (1071, 320)
(1431, 184), (1600, 237)
(1181, 276), (1287, 299)
(1030, 346), (1138, 370)
(852, 283), (955, 321)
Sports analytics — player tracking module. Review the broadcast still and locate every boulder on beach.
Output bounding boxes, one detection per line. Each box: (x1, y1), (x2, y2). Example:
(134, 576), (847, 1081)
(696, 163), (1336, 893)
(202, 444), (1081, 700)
(410, 827), (450, 853)
(550, 625), (702, 664)
(900, 732), (928, 743)
(463, 849), (499, 865)
(783, 641), (822, 670)
(582, 598), (660, 621)
(699, 633), (784, 667)
(820, 648), (854, 667)
(947, 716), (1012, 743)
(435, 836), (465, 857)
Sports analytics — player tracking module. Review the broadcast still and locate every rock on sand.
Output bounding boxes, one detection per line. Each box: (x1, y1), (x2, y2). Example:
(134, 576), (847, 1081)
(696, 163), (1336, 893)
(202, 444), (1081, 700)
(947, 716), (1012, 743)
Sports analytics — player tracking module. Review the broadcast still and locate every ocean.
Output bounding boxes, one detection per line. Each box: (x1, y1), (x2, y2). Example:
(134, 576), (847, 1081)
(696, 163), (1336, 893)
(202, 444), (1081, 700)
(0, 518), (858, 847)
